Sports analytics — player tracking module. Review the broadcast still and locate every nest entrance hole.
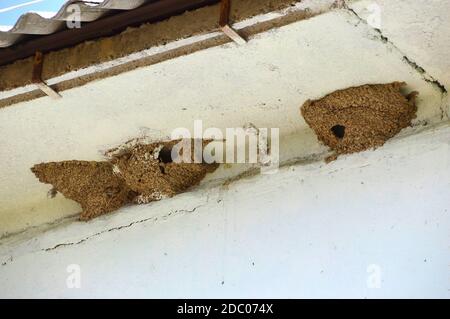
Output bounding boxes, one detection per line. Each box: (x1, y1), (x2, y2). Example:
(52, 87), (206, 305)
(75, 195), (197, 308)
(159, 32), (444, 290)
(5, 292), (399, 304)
(331, 124), (346, 139)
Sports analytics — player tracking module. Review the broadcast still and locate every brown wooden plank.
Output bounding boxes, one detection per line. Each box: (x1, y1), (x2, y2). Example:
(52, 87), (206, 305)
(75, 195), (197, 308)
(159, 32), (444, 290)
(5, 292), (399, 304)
(0, 0), (219, 66)
(219, 0), (230, 27)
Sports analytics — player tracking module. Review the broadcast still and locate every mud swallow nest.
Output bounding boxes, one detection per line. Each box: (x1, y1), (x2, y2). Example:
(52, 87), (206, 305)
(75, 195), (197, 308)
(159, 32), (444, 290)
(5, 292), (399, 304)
(301, 82), (417, 161)
(31, 139), (218, 220)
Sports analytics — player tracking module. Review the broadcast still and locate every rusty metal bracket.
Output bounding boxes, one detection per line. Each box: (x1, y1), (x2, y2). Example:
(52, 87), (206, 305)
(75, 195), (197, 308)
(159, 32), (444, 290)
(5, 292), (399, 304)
(32, 51), (61, 99)
(219, 0), (246, 45)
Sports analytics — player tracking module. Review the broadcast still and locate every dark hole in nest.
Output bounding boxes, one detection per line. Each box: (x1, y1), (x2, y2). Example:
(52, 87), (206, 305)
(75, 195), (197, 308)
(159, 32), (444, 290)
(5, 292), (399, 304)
(331, 125), (346, 139)
(158, 145), (173, 164)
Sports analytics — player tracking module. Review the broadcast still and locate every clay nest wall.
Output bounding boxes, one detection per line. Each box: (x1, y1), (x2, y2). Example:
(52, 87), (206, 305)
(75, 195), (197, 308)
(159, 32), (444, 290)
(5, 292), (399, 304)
(301, 82), (418, 161)
(31, 139), (218, 220)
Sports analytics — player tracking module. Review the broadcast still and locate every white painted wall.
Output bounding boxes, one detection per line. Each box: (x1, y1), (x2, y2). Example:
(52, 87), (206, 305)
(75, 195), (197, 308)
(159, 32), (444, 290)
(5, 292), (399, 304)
(1, 123), (448, 298)
(350, 0), (450, 90)
(1, 0), (450, 299)
(0, 8), (447, 236)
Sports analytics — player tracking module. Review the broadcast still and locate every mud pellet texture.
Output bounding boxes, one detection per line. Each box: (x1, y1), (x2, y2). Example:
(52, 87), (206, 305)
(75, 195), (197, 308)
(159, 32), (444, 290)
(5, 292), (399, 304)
(31, 161), (134, 220)
(31, 140), (218, 220)
(301, 82), (417, 161)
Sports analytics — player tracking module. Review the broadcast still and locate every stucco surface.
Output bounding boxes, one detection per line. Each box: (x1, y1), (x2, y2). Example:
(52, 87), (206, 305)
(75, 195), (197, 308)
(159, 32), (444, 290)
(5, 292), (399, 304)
(1, 122), (449, 298)
(0, 4), (448, 236)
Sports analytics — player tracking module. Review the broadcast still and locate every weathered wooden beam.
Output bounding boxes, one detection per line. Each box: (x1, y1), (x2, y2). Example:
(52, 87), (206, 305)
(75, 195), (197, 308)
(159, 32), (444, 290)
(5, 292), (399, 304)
(32, 51), (61, 99)
(219, 0), (246, 45)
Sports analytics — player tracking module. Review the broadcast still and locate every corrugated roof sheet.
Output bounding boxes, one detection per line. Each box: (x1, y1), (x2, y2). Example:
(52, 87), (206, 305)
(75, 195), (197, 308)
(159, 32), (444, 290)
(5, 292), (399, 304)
(0, 0), (155, 48)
